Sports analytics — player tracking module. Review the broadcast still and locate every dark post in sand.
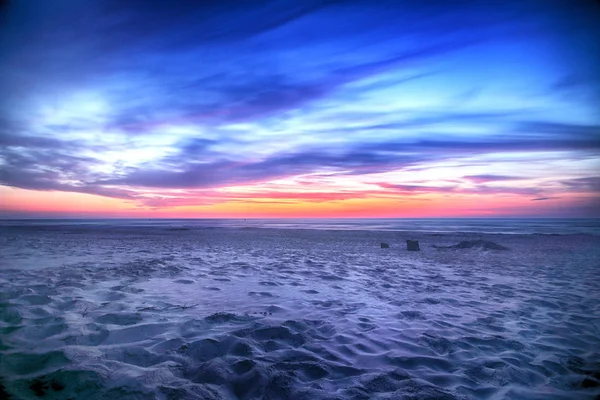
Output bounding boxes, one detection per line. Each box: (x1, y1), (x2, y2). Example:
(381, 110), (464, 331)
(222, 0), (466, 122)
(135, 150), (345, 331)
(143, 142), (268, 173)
(406, 240), (420, 251)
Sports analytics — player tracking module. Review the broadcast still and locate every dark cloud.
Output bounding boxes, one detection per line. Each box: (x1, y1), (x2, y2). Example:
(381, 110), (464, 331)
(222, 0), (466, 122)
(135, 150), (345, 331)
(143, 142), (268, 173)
(560, 177), (600, 192)
(96, 146), (422, 189)
(319, 110), (522, 134)
(0, 148), (135, 201)
(552, 73), (597, 91)
(0, 132), (131, 200)
(517, 121), (600, 140)
(463, 175), (524, 184)
(0, 133), (71, 150)
(321, 119), (600, 153)
(100, 45), (478, 133)
(374, 181), (542, 198)
(375, 183), (441, 192)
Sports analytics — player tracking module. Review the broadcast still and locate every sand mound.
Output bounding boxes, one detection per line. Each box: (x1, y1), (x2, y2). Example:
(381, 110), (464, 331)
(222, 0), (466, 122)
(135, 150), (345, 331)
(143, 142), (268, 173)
(433, 240), (509, 250)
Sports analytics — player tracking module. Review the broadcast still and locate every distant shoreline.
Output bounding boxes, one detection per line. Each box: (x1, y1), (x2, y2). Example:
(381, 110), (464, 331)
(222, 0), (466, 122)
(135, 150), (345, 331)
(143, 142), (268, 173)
(1, 217), (599, 236)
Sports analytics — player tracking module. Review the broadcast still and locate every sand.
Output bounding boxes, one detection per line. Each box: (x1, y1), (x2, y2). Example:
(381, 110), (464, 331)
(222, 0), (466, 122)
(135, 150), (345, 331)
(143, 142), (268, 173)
(1, 225), (599, 399)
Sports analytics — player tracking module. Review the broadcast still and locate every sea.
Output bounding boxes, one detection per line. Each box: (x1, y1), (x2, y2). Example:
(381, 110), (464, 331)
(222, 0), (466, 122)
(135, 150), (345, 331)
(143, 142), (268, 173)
(2, 217), (600, 235)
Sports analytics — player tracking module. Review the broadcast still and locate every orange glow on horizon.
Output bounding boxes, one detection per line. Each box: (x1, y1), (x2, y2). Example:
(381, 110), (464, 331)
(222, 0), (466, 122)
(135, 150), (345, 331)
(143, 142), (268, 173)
(2, 185), (596, 218)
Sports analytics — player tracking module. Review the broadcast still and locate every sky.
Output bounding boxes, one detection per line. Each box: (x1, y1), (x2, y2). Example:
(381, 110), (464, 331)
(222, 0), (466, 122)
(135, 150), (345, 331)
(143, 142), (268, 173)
(0, 0), (599, 218)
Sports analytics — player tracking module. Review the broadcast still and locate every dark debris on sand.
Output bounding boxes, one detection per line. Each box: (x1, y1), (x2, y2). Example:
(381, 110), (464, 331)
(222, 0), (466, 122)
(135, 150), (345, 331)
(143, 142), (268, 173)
(406, 240), (420, 251)
(29, 376), (66, 397)
(565, 356), (600, 391)
(433, 240), (509, 251)
(0, 378), (12, 399)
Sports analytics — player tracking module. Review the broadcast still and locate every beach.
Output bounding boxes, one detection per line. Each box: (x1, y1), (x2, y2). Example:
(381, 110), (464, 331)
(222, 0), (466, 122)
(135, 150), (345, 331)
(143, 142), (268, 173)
(1, 221), (599, 399)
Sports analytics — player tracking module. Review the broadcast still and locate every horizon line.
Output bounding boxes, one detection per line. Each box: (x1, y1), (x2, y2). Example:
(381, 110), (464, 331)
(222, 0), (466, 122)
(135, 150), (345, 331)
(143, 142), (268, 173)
(1, 216), (598, 220)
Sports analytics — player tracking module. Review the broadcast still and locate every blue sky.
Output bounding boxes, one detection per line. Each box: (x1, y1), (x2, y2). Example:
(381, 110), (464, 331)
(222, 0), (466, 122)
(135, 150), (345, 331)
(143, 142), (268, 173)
(0, 0), (599, 217)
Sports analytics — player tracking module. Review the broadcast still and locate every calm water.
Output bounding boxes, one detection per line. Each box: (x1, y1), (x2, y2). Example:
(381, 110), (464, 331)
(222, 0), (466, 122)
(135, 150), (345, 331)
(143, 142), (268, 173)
(1, 218), (599, 235)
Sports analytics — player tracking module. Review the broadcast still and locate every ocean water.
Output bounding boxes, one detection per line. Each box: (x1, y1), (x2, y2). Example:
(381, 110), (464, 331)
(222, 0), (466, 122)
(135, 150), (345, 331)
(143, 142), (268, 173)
(2, 217), (600, 235)
(1, 219), (599, 399)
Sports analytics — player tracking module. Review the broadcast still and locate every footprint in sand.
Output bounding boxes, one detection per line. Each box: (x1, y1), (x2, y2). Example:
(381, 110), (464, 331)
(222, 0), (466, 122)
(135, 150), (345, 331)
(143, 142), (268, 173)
(174, 279), (194, 284)
(398, 310), (426, 320)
